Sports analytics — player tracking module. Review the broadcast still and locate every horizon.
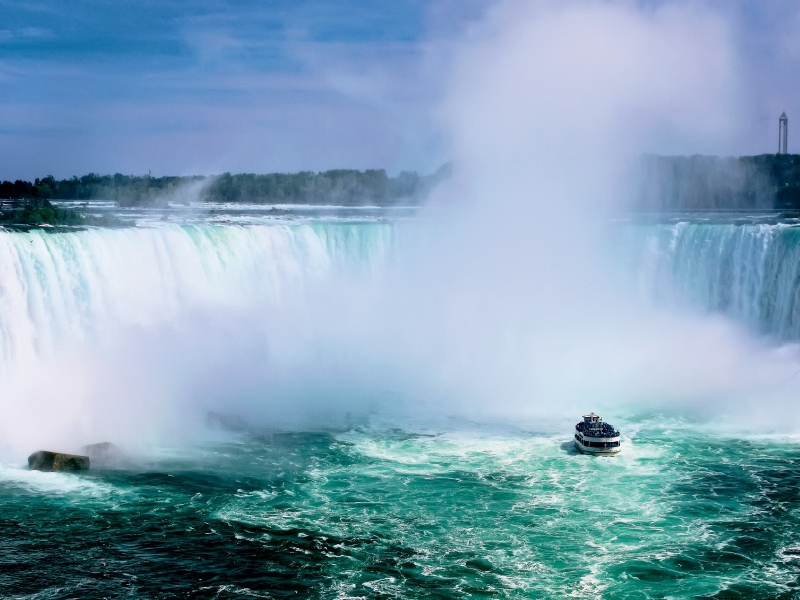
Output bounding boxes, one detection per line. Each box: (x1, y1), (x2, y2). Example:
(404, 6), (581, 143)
(2, 1), (800, 180)
(1, 165), (445, 183)
(2, 151), (799, 185)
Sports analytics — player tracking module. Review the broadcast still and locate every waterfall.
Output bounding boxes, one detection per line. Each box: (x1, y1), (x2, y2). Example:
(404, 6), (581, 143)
(628, 222), (800, 339)
(0, 223), (394, 368)
(4, 216), (800, 452)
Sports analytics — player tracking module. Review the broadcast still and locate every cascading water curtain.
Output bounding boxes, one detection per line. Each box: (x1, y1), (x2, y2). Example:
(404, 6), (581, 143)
(628, 223), (800, 339)
(0, 223), (394, 369)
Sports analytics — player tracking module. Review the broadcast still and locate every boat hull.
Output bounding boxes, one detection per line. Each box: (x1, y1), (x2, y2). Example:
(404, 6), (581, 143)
(574, 434), (622, 455)
(574, 439), (621, 455)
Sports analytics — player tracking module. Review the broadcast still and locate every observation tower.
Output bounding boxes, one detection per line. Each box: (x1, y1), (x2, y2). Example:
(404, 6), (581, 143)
(779, 112), (788, 154)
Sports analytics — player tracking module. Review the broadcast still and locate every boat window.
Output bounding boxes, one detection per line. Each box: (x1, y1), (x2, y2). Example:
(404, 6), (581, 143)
(585, 441), (621, 449)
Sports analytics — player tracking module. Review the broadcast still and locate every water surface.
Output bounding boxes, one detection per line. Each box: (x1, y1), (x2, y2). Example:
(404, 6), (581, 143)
(3, 420), (800, 599)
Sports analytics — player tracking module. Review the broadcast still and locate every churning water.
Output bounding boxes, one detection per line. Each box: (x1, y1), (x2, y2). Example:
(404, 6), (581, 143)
(3, 215), (800, 598)
(4, 420), (800, 598)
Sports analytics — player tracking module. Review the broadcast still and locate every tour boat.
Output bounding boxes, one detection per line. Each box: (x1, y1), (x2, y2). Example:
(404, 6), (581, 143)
(574, 412), (621, 455)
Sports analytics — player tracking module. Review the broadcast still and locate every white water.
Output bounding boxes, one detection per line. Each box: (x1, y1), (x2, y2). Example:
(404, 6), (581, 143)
(3, 215), (800, 461)
(0, 223), (393, 365)
(4, 2), (800, 458)
(629, 222), (800, 339)
(0, 223), (396, 457)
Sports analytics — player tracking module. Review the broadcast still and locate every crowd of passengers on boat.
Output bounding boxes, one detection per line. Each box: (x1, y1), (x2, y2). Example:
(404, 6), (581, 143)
(574, 413), (622, 453)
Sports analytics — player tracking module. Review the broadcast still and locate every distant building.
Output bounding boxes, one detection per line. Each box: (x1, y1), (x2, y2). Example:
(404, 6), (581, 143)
(779, 112), (788, 154)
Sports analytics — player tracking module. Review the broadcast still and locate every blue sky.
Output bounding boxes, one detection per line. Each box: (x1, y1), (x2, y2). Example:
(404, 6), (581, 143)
(0, 0), (488, 179)
(0, 0), (799, 179)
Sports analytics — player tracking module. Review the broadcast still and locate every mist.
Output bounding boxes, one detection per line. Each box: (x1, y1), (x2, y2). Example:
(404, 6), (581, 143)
(381, 0), (799, 423)
(3, 1), (800, 461)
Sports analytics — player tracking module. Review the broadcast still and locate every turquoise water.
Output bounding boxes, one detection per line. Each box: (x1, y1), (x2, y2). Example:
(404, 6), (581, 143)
(4, 420), (800, 598)
(4, 219), (800, 598)
(623, 220), (800, 339)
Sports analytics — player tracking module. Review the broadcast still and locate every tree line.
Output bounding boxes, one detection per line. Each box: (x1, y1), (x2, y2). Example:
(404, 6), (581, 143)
(636, 154), (800, 210)
(0, 174), (202, 207)
(0, 166), (451, 207)
(0, 198), (122, 227)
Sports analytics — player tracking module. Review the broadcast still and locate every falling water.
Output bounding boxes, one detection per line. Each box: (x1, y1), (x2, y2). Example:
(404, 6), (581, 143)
(628, 221), (800, 339)
(0, 223), (394, 368)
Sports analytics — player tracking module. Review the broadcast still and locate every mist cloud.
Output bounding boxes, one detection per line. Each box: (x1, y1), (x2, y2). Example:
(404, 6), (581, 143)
(4, 1), (800, 461)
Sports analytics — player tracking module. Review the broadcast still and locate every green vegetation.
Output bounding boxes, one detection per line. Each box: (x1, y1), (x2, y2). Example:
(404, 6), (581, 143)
(637, 154), (800, 210)
(203, 168), (445, 204)
(0, 165), (451, 207)
(0, 198), (122, 227)
(0, 174), (201, 207)
(0, 198), (82, 226)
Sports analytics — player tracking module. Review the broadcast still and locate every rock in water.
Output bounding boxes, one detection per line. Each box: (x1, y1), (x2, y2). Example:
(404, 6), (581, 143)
(28, 451), (90, 472)
(81, 442), (122, 468)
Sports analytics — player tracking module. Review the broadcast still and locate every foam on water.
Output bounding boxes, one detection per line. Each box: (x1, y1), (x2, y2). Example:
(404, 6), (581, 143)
(199, 420), (800, 597)
(5, 420), (799, 597)
(0, 464), (115, 497)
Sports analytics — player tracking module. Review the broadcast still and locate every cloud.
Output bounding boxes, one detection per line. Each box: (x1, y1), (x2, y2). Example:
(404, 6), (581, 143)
(0, 0), (473, 179)
(18, 27), (53, 39)
(0, 0), (797, 178)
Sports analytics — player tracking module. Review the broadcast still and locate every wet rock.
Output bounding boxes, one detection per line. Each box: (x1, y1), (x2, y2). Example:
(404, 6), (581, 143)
(28, 451), (90, 472)
(81, 442), (123, 468)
